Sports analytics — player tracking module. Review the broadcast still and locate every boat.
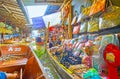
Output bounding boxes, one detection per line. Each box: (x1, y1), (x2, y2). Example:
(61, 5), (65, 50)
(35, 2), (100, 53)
(0, 44), (48, 79)
(47, 49), (73, 79)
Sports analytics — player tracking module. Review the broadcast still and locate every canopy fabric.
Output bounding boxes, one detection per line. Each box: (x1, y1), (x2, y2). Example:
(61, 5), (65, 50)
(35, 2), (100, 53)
(49, 27), (56, 31)
(44, 5), (60, 15)
(32, 16), (45, 29)
(43, 12), (61, 27)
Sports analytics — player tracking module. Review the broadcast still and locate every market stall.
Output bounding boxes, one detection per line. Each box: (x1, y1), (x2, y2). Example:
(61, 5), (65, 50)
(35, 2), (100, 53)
(47, 0), (120, 79)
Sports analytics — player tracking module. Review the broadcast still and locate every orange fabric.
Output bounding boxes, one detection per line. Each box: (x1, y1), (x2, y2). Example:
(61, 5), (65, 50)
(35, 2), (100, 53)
(63, 6), (69, 18)
(49, 27), (55, 31)
(89, 0), (106, 16)
(52, 36), (56, 41)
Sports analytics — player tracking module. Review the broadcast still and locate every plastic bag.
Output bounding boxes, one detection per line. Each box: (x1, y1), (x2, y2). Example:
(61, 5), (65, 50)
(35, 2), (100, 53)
(98, 34), (119, 75)
(99, 6), (120, 29)
(73, 25), (80, 34)
(88, 18), (99, 32)
(77, 7), (91, 23)
(100, 34), (114, 47)
(81, 35), (88, 43)
(80, 22), (88, 33)
(89, 0), (106, 16)
(71, 16), (77, 25)
(93, 36), (102, 54)
(82, 6), (91, 16)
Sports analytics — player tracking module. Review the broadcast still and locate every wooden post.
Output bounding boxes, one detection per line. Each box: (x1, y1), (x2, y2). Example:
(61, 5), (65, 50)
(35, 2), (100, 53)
(45, 22), (50, 49)
(60, 0), (72, 39)
(68, 3), (72, 39)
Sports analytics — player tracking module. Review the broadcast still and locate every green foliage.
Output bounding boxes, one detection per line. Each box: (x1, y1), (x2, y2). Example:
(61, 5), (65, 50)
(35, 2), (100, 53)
(34, 47), (46, 59)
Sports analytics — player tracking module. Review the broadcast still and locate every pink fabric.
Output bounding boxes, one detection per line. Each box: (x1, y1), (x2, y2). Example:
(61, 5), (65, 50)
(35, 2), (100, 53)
(101, 76), (109, 79)
(72, 42), (78, 48)
(83, 56), (92, 68)
(85, 40), (93, 47)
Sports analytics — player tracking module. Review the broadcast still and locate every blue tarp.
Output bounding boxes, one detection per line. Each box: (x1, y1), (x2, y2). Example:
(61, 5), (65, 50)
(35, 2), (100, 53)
(32, 16), (45, 29)
(44, 5), (60, 15)
(13, 34), (20, 37)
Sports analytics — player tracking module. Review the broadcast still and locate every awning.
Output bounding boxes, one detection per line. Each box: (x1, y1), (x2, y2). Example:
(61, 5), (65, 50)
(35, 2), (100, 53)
(32, 16), (45, 29)
(43, 12), (61, 27)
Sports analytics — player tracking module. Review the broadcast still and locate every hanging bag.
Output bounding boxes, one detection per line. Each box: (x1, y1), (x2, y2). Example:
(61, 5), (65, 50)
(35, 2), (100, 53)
(99, 0), (120, 29)
(80, 21), (88, 33)
(89, 0), (106, 16)
(87, 18), (99, 32)
(73, 25), (80, 34)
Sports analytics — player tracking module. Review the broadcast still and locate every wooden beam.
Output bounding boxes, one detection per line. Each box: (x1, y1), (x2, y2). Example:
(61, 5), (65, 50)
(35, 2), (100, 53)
(14, 14), (25, 19)
(0, 12), (22, 26)
(59, 0), (67, 11)
(68, 4), (72, 39)
(0, 10), (25, 24)
(59, 0), (72, 11)
(2, 4), (11, 13)
(1, 4), (27, 25)
(0, 0), (19, 7)
(5, 5), (22, 12)
(0, 8), (24, 17)
(0, 11), (26, 25)
(34, 0), (63, 5)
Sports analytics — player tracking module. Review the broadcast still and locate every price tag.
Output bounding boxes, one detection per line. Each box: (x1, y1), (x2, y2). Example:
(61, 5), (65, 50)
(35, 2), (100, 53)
(106, 53), (115, 62)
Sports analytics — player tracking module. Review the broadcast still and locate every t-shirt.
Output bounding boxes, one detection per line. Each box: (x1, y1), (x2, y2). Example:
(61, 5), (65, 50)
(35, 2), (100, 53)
(0, 72), (6, 79)
(36, 37), (41, 42)
(49, 42), (53, 48)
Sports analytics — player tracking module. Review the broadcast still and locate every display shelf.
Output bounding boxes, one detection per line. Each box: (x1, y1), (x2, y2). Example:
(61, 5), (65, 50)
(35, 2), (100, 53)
(73, 25), (120, 36)
(72, 22), (80, 26)
(98, 25), (120, 35)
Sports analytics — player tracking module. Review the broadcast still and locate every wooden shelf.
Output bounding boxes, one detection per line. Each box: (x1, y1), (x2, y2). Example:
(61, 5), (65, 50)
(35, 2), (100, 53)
(73, 25), (120, 37)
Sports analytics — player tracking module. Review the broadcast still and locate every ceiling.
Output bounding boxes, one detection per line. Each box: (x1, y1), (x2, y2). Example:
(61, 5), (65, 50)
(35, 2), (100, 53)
(22, 0), (63, 16)
(0, 0), (28, 31)
(22, 0), (64, 6)
(0, 0), (64, 33)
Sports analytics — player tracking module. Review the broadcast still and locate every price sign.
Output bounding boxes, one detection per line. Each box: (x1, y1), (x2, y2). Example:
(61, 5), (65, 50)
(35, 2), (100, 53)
(106, 53), (115, 62)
